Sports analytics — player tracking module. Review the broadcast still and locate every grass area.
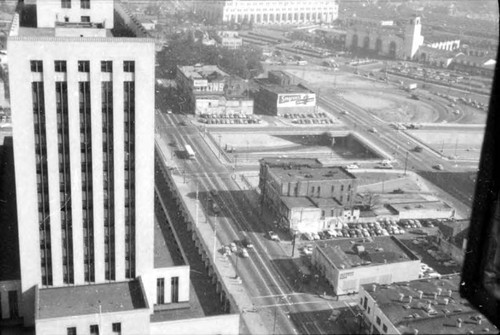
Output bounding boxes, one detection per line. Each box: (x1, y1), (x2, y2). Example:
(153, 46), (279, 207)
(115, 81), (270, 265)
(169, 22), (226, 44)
(417, 171), (477, 207)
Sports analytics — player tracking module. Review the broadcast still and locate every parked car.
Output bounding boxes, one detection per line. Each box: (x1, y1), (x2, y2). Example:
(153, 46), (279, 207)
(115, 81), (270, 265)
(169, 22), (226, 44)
(230, 242), (238, 253)
(268, 231), (280, 241)
(241, 248), (249, 258)
(242, 238), (254, 249)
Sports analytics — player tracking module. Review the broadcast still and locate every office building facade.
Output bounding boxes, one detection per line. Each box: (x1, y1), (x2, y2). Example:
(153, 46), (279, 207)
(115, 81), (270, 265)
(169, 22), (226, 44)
(8, 0), (155, 325)
(196, 0), (338, 25)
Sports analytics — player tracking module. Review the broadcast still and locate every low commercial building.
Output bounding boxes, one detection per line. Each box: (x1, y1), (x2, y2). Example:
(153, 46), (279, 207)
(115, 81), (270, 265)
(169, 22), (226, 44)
(254, 80), (316, 116)
(312, 236), (421, 295)
(176, 64), (253, 115)
(358, 274), (498, 334)
(260, 159), (357, 233)
(386, 201), (455, 220)
(436, 219), (470, 264)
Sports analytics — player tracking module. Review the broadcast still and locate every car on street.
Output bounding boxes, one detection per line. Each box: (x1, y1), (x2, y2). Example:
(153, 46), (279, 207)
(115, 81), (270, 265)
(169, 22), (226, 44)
(242, 238), (254, 249)
(268, 231), (280, 241)
(241, 248), (249, 258)
(229, 243), (237, 253)
(433, 164), (444, 171)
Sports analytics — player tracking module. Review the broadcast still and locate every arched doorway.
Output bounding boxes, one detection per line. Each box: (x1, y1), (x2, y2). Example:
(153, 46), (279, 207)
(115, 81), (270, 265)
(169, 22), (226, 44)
(375, 38), (382, 54)
(351, 34), (359, 50)
(389, 41), (397, 58)
(363, 36), (370, 49)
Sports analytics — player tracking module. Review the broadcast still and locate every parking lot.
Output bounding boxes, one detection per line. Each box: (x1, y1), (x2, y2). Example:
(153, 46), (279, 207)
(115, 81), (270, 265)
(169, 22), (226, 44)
(197, 113), (262, 125)
(282, 111), (336, 125)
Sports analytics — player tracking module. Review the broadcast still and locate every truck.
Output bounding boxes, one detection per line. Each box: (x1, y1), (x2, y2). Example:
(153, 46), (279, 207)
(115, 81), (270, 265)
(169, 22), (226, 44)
(406, 83), (417, 91)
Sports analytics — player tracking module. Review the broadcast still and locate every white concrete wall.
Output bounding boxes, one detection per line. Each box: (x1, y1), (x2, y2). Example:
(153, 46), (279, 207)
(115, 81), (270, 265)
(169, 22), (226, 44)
(35, 309), (150, 335)
(312, 248), (420, 295)
(358, 286), (399, 335)
(141, 266), (191, 313)
(150, 314), (240, 335)
(36, 0), (114, 28)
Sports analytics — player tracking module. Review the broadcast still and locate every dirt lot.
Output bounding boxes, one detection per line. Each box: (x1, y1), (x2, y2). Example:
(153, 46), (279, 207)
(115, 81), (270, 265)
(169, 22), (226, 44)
(408, 128), (484, 161)
(286, 67), (487, 125)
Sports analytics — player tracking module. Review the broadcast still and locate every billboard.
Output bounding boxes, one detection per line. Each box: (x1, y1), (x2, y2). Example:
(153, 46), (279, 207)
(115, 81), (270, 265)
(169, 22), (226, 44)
(277, 93), (316, 107)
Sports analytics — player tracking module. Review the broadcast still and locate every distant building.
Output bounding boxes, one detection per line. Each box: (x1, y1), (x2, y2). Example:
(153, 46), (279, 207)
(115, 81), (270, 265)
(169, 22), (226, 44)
(215, 31), (243, 50)
(195, 0), (339, 25)
(346, 16), (424, 60)
(450, 53), (496, 77)
(254, 72), (316, 116)
(259, 159), (357, 232)
(176, 64), (254, 115)
(435, 219), (470, 264)
(386, 201), (455, 220)
(312, 236), (420, 295)
(358, 274), (498, 334)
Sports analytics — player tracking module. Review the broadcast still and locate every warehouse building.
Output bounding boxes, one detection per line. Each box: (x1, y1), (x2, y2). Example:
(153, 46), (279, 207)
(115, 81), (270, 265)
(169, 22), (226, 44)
(358, 274), (498, 334)
(312, 236), (420, 295)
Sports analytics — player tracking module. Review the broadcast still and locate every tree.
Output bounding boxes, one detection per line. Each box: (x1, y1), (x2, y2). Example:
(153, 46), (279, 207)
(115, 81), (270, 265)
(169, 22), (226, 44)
(360, 192), (381, 211)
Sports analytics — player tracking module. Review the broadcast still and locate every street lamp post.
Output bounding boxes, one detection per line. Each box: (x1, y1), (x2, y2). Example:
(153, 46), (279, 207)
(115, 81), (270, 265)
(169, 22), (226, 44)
(213, 214), (218, 263)
(403, 151), (409, 176)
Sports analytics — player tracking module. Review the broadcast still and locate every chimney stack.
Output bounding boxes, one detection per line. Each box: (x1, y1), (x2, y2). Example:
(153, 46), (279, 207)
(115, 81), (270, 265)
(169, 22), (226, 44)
(448, 289), (453, 297)
(443, 298), (449, 305)
(437, 288), (442, 296)
(477, 315), (482, 325)
(408, 295), (413, 303)
(414, 329), (419, 335)
(457, 318), (463, 328)
(417, 290), (423, 299)
(372, 284), (377, 292)
(433, 292), (438, 300)
(399, 293), (405, 302)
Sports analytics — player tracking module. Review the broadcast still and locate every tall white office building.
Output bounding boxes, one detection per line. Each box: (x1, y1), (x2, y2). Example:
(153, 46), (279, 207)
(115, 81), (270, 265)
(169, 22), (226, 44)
(8, 0), (159, 328)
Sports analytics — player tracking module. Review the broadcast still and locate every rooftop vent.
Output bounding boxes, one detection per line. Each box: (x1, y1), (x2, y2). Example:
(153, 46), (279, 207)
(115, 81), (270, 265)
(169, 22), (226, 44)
(372, 284), (377, 292)
(375, 248), (384, 252)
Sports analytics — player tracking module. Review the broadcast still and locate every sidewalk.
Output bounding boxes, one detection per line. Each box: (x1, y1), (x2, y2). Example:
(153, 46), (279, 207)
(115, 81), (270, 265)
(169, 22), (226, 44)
(155, 134), (269, 335)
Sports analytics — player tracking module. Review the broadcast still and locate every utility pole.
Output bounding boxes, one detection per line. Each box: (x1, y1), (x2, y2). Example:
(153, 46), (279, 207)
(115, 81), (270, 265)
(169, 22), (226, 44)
(404, 151), (409, 176)
(195, 183), (199, 227)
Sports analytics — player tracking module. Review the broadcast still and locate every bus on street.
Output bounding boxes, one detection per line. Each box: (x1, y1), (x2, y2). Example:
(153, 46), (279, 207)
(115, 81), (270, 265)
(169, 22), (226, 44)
(185, 144), (195, 159)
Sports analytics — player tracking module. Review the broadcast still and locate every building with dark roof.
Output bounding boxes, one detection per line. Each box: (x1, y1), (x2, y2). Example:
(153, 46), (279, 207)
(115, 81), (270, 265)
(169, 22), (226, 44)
(358, 274), (498, 334)
(312, 236), (420, 295)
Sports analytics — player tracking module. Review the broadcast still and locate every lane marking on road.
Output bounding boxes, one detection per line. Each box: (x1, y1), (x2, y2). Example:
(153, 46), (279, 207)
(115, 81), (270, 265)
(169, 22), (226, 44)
(253, 292), (304, 299)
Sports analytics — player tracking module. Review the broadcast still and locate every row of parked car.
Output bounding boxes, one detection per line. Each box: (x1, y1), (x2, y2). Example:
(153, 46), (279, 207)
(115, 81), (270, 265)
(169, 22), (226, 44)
(301, 218), (441, 241)
(199, 118), (261, 125)
(292, 118), (334, 125)
(283, 112), (330, 119)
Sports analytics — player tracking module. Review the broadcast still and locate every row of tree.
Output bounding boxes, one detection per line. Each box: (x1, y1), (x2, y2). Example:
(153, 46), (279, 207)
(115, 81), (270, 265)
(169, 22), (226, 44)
(157, 31), (263, 80)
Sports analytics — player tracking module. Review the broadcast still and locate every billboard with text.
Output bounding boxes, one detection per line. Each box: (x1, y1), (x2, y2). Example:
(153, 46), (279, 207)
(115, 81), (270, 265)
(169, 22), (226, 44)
(277, 93), (316, 107)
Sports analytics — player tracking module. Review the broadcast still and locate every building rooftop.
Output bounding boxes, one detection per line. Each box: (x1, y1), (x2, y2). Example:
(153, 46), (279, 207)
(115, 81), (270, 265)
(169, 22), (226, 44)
(281, 196), (317, 210)
(260, 157), (323, 169)
(316, 236), (419, 270)
(418, 45), (459, 58)
(178, 65), (229, 81)
(363, 274), (499, 334)
(309, 197), (342, 208)
(37, 280), (149, 319)
(257, 80), (312, 95)
(270, 166), (356, 183)
(387, 201), (453, 213)
(425, 35), (460, 43)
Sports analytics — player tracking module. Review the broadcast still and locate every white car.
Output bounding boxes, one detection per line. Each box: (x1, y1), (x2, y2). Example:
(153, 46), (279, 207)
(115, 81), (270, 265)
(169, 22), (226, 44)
(268, 231), (280, 241)
(346, 164), (359, 169)
(312, 232), (321, 240)
(229, 243), (238, 253)
(241, 248), (249, 258)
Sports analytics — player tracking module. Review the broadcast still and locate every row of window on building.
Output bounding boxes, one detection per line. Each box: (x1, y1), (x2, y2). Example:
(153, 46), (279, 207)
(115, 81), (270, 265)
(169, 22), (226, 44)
(31, 60), (135, 73)
(67, 322), (121, 335)
(157, 277), (179, 305)
(361, 296), (389, 333)
(61, 0), (91, 10)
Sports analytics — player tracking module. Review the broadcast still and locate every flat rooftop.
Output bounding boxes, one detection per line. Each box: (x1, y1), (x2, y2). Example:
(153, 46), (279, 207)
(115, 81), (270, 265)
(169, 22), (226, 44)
(309, 197), (342, 208)
(364, 274), (498, 334)
(270, 166), (356, 183)
(37, 280), (148, 319)
(258, 80), (312, 95)
(281, 196), (317, 210)
(17, 26), (113, 38)
(316, 236), (418, 270)
(387, 201), (452, 213)
(178, 65), (229, 81)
